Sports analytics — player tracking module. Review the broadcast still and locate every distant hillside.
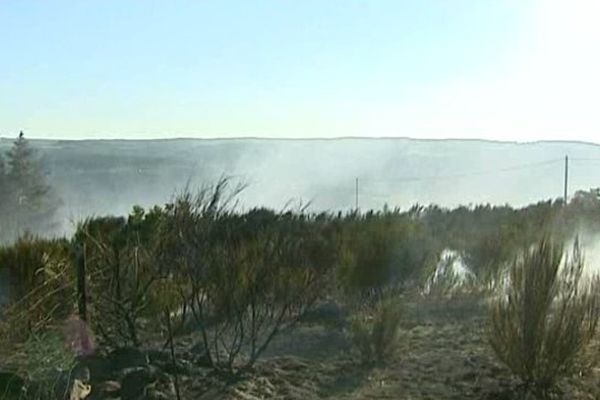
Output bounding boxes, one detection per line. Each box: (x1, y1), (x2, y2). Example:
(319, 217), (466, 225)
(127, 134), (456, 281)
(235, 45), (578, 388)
(1, 137), (600, 235)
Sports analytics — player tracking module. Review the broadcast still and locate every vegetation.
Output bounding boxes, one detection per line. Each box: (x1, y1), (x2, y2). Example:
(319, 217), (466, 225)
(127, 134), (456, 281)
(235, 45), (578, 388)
(0, 133), (60, 243)
(157, 182), (337, 376)
(0, 236), (73, 341)
(73, 208), (166, 348)
(2, 330), (78, 400)
(3, 167), (600, 397)
(336, 210), (440, 295)
(489, 238), (600, 398)
(347, 288), (403, 365)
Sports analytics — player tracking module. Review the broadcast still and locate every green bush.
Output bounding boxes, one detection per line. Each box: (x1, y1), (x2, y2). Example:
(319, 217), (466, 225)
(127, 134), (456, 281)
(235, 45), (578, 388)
(489, 238), (599, 398)
(336, 214), (439, 296)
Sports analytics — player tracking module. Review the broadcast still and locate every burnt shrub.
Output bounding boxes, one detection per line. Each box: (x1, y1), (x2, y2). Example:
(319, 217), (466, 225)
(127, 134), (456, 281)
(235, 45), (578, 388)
(158, 181), (335, 376)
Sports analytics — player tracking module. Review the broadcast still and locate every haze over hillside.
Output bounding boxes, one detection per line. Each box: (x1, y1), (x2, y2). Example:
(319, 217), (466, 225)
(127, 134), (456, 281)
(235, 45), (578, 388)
(2, 137), (600, 235)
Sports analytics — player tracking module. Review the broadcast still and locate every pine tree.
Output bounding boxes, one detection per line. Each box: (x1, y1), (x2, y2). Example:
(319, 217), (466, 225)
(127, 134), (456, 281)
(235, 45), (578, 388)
(0, 151), (7, 197)
(0, 151), (8, 242)
(4, 132), (59, 240)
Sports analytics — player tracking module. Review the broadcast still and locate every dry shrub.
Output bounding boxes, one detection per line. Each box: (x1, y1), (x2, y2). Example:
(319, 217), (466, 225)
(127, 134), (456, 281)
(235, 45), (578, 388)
(0, 325), (91, 400)
(348, 289), (403, 365)
(74, 210), (167, 348)
(489, 238), (599, 397)
(0, 327), (87, 400)
(160, 181), (333, 376)
(0, 237), (82, 399)
(0, 236), (74, 342)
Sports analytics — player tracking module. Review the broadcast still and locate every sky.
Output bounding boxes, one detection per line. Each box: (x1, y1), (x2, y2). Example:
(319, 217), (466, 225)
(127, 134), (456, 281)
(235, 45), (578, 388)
(1, 0), (599, 142)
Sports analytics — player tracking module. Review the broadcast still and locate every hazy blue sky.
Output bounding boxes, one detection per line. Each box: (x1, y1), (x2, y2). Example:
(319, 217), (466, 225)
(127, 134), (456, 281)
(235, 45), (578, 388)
(1, 1), (599, 142)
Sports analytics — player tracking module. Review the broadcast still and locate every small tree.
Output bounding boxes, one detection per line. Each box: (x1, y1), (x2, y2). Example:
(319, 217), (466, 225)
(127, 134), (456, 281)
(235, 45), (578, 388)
(489, 238), (599, 398)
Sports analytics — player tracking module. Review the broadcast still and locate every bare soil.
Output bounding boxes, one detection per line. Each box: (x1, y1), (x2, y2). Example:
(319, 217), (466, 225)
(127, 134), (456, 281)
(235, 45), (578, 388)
(173, 295), (600, 400)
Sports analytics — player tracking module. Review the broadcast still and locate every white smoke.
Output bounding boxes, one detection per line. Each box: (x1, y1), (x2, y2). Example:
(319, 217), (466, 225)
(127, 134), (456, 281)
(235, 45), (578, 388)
(563, 230), (600, 281)
(423, 249), (475, 295)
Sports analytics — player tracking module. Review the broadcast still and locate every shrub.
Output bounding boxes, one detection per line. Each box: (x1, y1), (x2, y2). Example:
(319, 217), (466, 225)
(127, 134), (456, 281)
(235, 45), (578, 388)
(74, 207), (167, 348)
(336, 214), (439, 296)
(489, 238), (599, 397)
(348, 289), (403, 365)
(159, 181), (333, 376)
(0, 329), (82, 400)
(0, 236), (73, 341)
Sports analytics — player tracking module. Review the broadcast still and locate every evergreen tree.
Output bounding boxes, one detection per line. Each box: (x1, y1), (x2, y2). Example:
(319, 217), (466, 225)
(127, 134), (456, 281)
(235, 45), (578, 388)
(2, 132), (60, 240)
(0, 151), (7, 197)
(0, 151), (8, 242)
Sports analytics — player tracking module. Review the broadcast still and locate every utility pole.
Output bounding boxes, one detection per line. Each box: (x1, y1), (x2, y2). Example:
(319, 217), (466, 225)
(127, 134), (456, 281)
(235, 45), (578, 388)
(564, 155), (569, 206)
(355, 177), (359, 212)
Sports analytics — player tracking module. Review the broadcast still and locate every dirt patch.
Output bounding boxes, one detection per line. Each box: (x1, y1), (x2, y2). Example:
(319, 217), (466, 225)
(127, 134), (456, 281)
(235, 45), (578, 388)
(71, 295), (600, 400)
(178, 295), (600, 400)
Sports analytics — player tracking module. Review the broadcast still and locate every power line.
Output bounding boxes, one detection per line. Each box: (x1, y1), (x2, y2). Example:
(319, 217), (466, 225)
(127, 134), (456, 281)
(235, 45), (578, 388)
(353, 156), (600, 204)
(346, 156), (600, 207)
(570, 157), (600, 162)
(369, 157), (564, 184)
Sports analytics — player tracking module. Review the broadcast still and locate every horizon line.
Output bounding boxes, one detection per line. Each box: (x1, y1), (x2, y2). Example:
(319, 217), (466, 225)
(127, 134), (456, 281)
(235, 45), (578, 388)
(0, 134), (599, 147)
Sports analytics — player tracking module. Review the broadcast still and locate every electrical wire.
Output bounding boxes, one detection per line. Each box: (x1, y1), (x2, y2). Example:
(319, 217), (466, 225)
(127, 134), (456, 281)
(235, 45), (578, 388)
(369, 157), (564, 184)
